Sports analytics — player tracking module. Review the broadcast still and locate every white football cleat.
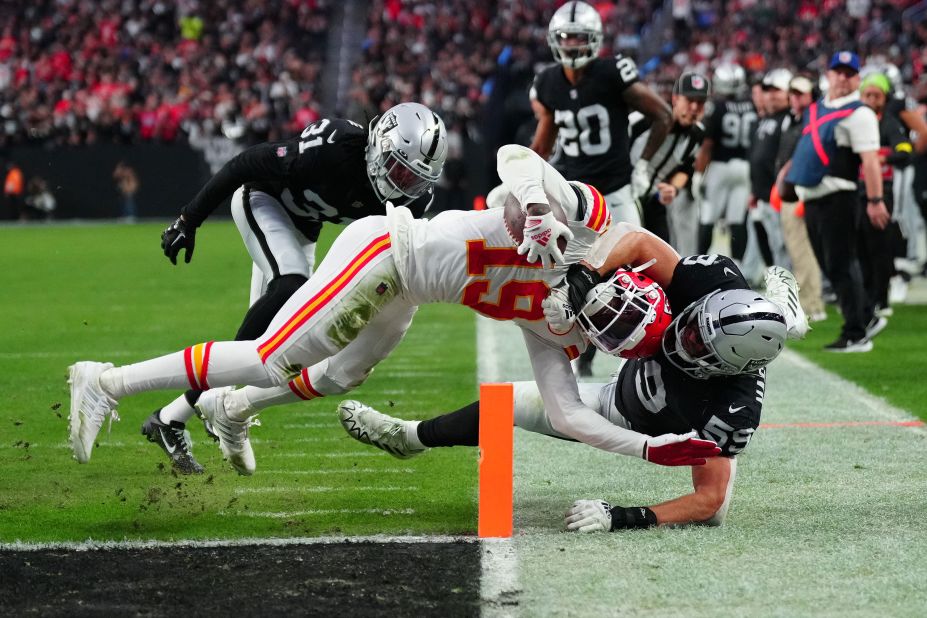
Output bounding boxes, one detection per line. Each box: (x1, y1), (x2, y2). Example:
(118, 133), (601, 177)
(338, 400), (427, 460)
(763, 266), (809, 340)
(68, 361), (118, 463)
(195, 387), (256, 475)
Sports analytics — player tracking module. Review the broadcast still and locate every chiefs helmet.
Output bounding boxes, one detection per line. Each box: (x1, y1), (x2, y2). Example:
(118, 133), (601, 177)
(576, 270), (672, 359)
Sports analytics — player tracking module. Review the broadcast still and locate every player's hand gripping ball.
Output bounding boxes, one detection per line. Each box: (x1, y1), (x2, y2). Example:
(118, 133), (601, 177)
(503, 194), (572, 268)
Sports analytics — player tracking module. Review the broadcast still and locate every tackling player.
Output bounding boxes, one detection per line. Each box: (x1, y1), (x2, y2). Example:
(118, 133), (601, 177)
(338, 225), (806, 530)
(68, 144), (719, 475)
(140, 102), (445, 474)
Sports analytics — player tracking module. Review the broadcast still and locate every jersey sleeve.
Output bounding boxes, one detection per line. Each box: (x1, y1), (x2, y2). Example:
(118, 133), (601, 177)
(667, 255), (750, 309)
(703, 104), (724, 142)
(181, 139), (298, 226)
(496, 144), (581, 221)
(696, 371), (764, 456)
(521, 328), (650, 457)
(610, 54), (640, 95)
(529, 71), (551, 109)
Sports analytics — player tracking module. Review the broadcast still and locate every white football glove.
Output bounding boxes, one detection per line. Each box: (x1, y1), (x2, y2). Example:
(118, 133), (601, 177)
(565, 499), (612, 533)
(630, 159), (651, 200)
(541, 285), (575, 334)
(518, 210), (574, 269)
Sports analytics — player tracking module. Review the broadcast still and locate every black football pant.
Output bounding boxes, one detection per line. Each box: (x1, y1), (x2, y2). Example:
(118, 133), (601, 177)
(804, 190), (872, 341)
(857, 189), (895, 311)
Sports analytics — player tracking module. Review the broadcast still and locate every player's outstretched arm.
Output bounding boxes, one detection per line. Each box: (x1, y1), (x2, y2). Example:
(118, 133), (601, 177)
(522, 331), (719, 464)
(162, 142), (292, 264)
(565, 456), (734, 532)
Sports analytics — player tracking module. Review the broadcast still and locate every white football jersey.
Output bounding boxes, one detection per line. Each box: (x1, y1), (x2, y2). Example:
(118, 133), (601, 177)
(387, 183), (610, 359)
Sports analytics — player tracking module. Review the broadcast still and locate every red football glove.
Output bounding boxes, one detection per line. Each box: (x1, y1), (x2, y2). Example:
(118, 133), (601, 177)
(644, 431), (721, 466)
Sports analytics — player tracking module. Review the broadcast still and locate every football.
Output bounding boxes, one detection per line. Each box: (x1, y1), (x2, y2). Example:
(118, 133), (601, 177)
(502, 192), (570, 254)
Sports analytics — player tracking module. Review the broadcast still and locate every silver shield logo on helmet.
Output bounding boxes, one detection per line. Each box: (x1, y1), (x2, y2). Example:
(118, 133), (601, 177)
(662, 289), (787, 379)
(365, 103), (447, 207)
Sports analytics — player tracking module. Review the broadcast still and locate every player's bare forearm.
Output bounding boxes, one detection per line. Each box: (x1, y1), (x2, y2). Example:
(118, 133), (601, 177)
(650, 456), (732, 525)
(623, 83), (672, 160)
(588, 227), (680, 286)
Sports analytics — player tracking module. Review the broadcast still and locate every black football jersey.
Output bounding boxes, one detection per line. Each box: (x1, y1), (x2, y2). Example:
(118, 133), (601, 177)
(704, 99), (757, 162)
(531, 55), (639, 193)
(181, 118), (432, 239)
(613, 255), (765, 456)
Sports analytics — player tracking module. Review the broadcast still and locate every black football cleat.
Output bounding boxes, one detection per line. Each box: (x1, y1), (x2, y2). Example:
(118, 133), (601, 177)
(141, 411), (205, 475)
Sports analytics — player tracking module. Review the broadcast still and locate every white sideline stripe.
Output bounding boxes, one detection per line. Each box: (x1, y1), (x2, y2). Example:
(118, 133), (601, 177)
(281, 423), (339, 429)
(476, 316), (521, 616)
(219, 508), (417, 519)
(252, 437), (343, 445)
(261, 468), (415, 475)
(233, 486), (419, 495)
(0, 534), (477, 552)
(480, 538), (520, 615)
(782, 349), (927, 435)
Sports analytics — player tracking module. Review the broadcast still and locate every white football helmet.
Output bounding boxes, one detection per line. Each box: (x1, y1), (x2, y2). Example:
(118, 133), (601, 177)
(662, 288), (786, 379)
(366, 102), (447, 206)
(547, 1), (603, 70)
(713, 64), (746, 97)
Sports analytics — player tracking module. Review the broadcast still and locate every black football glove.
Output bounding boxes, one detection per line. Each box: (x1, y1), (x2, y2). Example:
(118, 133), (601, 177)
(161, 216), (196, 265)
(565, 263), (602, 312)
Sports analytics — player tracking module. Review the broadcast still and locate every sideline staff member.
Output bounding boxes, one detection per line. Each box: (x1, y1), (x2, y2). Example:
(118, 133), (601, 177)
(785, 51), (890, 352)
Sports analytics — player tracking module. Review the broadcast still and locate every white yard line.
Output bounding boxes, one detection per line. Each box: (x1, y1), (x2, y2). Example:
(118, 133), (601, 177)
(477, 316), (522, 617)
(219, 508), (417, 518)
(232, 486), (419, 495)
(1, 534), (477, 552)
(259, 468), (416, 475)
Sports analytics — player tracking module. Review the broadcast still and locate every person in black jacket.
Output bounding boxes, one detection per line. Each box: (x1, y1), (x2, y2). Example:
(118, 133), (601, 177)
(858, 73), (913, 316)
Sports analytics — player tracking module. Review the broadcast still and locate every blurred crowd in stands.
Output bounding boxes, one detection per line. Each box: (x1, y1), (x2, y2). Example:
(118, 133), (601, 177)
(3, 0), (926, 147)
(0, 0), (330, 149)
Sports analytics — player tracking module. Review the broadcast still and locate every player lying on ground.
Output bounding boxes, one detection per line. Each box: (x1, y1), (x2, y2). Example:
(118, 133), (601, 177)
(140, 102), (446, 474)
(69, 144), (719, 475)
(338, 224), (807, 529)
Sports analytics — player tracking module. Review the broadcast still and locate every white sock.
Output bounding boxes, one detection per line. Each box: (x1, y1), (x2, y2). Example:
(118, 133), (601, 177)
(99, 341), (272, 400)
(405, 420), (425, 450)
(158, 394), (197, 424)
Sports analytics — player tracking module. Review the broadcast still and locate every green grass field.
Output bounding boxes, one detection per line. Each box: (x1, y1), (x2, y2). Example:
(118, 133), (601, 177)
(789, 305), (927, 421)
(0, 221), (477, 542)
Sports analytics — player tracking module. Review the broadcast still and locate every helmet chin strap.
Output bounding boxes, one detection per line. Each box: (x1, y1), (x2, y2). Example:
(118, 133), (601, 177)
(631, 258), (657, 273)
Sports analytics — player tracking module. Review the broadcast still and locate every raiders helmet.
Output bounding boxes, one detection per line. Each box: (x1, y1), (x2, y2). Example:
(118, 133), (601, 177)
(547, 1), (603, 70)
(663, 288), (786, 379)
(576, 270), (672, 359)
(713, 63), (746, 97)
(366, 102), (447, 207)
